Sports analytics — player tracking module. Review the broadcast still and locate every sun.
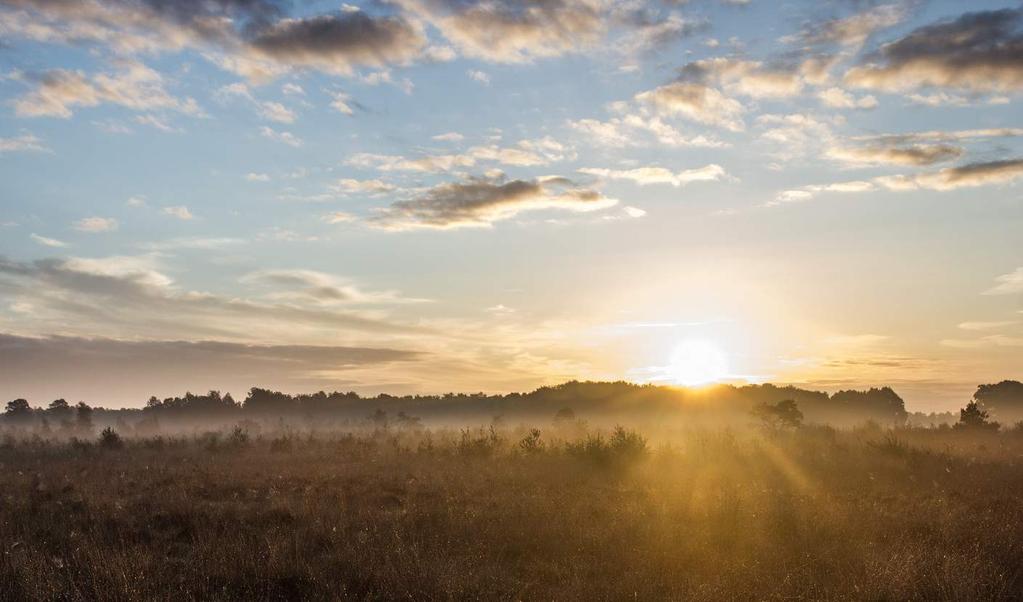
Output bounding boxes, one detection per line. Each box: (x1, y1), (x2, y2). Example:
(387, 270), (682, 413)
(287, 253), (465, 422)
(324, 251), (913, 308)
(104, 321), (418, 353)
(667, 339), (730, 386)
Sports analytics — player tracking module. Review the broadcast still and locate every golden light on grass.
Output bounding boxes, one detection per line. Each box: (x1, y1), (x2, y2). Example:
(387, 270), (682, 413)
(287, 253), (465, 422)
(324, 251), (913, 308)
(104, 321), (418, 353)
(667, 339), (730, 386)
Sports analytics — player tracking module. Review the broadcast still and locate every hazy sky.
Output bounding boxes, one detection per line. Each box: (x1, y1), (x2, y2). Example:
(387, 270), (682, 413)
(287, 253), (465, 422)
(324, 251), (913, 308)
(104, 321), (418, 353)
(1, 0), (1021, 410)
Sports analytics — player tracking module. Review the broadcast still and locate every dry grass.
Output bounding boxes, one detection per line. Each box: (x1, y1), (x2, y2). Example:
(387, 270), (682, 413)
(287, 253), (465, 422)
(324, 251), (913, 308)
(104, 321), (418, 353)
(2, 425), (1023, 600)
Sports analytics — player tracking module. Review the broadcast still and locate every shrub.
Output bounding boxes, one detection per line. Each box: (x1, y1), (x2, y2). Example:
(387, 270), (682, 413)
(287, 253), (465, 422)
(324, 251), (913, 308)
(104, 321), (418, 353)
(955, 401), (1000, 432)
(227, 426), (250, 448)
(518, 428), (543, 454)
(98, 427), (123, 450)
(457, 426), (502, 457)
(609, 426), (647, 460)
(567, 426), (647, 466)
(752, 399), (803, 430)
(869, 433), (912, 457)
(270, 433), (294, 453)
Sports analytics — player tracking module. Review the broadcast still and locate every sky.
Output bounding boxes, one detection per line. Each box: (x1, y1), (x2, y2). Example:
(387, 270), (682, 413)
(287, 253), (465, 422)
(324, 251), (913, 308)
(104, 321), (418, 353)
(0, 0), (1021, 411)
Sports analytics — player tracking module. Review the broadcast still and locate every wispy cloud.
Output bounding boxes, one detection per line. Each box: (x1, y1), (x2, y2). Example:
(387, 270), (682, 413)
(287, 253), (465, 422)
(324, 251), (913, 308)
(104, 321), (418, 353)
(162, 206), (194, 220)
(579, 164), (726, 187)
(30, 233), (67, 248)
(983, 267), (1023, 296)
(369, 175), (617, 230)
(73, 217), (118, 232)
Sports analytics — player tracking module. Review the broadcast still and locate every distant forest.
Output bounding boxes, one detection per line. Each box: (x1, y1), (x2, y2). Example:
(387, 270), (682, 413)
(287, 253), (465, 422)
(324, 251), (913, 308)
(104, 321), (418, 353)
(4, 380), (1023, 433)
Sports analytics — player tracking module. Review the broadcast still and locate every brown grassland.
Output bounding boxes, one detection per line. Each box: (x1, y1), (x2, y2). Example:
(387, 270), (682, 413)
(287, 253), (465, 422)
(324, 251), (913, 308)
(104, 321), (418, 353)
(2, 424), (1023, 600)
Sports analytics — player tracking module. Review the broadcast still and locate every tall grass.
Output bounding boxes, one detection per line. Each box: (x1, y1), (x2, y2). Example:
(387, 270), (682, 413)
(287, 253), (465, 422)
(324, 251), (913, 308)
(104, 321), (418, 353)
(1, 424), (1022, 600)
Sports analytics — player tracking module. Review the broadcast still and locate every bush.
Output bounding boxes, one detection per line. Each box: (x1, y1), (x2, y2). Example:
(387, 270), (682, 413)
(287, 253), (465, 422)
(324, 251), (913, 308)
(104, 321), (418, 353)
(270, 433), (294, 453)
(567, 426), (647, 466)
(608, 426), (647, 459)
(227, 426), (250, 448)
(518, 428), (543, 454)
(869, 433), (912, 457)
(457, 426), (502, 457)
(955, 401), (1000, 432)
(752, 399), (803, 430)
(98, 427), (123, 450)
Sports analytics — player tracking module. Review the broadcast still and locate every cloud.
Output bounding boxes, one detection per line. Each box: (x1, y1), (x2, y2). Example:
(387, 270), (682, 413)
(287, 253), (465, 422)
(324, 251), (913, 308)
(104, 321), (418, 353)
(579, 164), (726, 186)
(612, 11), (705, 56)
(831, 127), (1023, 166)
(818, 87), (877, 109)
(958, 320), (1018, 331)
(162, 206), (194, 220)
(623, 206), (646, 218)
(983, 267), (1023, 296)
(395, 0), (604, 63)
(242, 268), (426, 304)
(568, 114), (724, 148)
(845, 8), (1023, 93)
(779, 157), (1023, 204)
(257, 101), (295, 123)
(628, 56), (825, 132)
(766, 180), (875, 207)
(13, 61), (203, 119)
(876, 159), (1023, 191)
(216, 82), (297, 122)
(139, 237), (245, 251)
(259, 125), (302, 147)
(0, 254), (430, 347)
(327, 90), (356, 115)
(827, 143), (963, 166)
(467, 69), (490, 84)
(348, 151), (474, 173)
(322, 211), (357, 224)
(756, 113), (837, 158)
(135, 114), (180, 132)
(769, 190), (813, 206)
(245, 172), (270, 182)
(432, 132), (464, 142)
(0, 1), (430, 81)
(794, 3), (906, 48)
(73, 216), (119, 232)
(568, 118), (632, 146)
(941, 335), (1023, 349)
(346, 137), (569, 173)
(30, 233), (67, 248)
(852, 128), (1023, 144)
(331, 178), (395, 195)
(369, 175), (617, 230)
(357, 69), (414, 94)
(0, 333), (419, 405)
(246, 12), (427, 75)
(0, 132), (49, 153)
(635, 81), (745, 131)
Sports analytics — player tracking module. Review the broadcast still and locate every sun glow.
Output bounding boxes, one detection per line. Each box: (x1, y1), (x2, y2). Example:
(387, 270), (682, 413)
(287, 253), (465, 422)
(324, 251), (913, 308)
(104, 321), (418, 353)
(668, 339), (730, 386)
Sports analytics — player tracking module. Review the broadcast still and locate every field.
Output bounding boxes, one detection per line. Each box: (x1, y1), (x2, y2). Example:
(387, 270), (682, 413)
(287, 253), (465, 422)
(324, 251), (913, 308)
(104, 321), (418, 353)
(2, 424), (1023, 601)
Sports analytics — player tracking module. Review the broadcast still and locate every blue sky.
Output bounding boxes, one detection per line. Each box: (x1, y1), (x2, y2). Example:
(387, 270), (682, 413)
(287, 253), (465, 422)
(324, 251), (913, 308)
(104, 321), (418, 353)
(1, 0), (1022, 409)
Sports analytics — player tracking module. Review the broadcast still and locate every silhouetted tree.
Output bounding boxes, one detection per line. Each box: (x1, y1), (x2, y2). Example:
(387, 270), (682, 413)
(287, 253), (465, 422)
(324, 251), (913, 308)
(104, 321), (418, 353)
(752, 399), (803, 430)
(955, 401), (999, 431)
(974, 381), (1023, 422)
(395, 411), (421, 430)
(370, 408), (388, 429)
(4, 397), (32, 425)
(554, 407), (576, 421)
(47, 399), (73, 426)
(75, 402), (94, 432)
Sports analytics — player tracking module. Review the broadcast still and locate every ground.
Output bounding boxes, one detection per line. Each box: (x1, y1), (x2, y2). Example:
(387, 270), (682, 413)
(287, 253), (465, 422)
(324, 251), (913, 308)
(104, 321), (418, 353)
(1, 425), (1022, 600)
